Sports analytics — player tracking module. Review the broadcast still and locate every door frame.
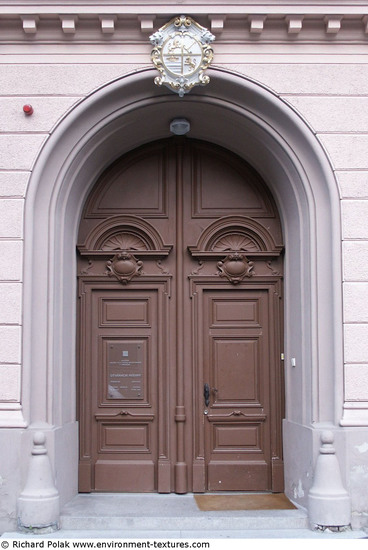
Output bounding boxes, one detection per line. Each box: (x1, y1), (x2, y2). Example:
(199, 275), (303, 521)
(21, 67), (345, 513)
(76, 138), (285, 494)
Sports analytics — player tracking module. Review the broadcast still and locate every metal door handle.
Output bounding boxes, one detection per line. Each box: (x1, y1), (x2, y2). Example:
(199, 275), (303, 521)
(204, 383), (210, 407)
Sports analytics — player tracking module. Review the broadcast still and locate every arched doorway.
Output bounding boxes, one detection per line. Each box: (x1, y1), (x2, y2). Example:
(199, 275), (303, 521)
(77, 138), (284, 493)
(21, 68), (343, 512)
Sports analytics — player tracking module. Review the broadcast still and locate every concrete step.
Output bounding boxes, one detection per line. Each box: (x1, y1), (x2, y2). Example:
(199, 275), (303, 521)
(3, 492), (367, 541)
(60, 493), (309, 531)
(4, 494), (364, 539)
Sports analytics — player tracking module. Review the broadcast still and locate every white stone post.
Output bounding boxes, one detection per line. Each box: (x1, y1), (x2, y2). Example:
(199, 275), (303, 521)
(17, 431), (60, 533)
(308, 430), (351, 530)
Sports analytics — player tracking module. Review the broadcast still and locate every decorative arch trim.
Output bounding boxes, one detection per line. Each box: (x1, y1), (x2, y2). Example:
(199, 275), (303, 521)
(77, 215), (172, 258)
(188, 215), (283, 258)
(19, 66), (346, 513)
(21, 67), (343, 428)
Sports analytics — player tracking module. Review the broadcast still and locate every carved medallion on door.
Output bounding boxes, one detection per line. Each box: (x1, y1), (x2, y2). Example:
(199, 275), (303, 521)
(77, 138), (284, 493)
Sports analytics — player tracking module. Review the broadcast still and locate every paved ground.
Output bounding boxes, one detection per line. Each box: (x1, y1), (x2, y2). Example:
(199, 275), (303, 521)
(2, 528), (367, 539)
(2, 494), (367, 540)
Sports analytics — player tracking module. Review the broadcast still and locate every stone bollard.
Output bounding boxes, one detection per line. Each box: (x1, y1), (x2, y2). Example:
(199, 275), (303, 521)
(308, 430), (351, 531)
(17, 431), (60, 533)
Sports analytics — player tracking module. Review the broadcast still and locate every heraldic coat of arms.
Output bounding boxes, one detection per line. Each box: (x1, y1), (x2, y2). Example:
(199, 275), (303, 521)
(150, 15), (215, 97)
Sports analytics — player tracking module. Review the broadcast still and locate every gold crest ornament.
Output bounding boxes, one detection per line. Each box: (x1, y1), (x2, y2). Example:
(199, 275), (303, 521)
(150, 15), (215, 97)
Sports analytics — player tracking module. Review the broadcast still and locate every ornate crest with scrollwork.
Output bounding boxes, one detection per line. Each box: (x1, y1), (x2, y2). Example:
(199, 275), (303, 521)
(217, 253), (255, 284)
(106, 252), (143, 284)
(150, 15), (215, 97)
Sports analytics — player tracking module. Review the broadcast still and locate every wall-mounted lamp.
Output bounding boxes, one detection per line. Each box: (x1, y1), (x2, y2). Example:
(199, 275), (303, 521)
(170, 118), (190, 135)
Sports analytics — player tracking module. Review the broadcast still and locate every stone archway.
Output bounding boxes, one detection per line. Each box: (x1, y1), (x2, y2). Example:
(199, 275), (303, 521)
(21, 67), (343, 511)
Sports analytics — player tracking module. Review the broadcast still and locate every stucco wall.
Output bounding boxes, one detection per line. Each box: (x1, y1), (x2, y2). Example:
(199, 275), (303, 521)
(2, 59), (368, 417)
(1, 4), (368, 531)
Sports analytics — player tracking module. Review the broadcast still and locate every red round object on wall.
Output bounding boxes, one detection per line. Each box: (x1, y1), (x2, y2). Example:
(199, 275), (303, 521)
(23, 104), (34, 116)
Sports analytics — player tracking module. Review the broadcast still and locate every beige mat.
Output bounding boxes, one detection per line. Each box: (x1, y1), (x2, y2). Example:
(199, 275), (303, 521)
(194, 493), (296, 511)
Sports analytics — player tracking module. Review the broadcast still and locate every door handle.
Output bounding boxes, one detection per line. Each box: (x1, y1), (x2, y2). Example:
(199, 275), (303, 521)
(204, 383), (210, 407)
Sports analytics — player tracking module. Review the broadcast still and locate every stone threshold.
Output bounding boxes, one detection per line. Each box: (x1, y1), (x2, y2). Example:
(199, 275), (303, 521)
(60, 493), (309, 531)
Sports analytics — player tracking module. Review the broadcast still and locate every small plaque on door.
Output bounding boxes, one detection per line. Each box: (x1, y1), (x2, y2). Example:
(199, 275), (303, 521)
(107, 342), (144, 400)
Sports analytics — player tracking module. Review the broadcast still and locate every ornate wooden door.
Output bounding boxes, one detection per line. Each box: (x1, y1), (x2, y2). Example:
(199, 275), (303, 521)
(77, 138), (284, 493)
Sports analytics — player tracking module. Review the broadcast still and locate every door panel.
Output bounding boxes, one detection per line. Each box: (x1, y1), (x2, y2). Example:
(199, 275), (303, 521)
(84, 143), (169, 218)
(77, 138), (284, 493)
(212, 338), (259, 402)
(191, 142), (277, 219)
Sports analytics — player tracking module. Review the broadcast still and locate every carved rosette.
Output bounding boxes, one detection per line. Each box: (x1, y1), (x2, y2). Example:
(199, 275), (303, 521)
(102, 232), (148, 252)
(212, 233), (260, 253)
(217, 253), (254, 284)
(106, 252), (143, 284)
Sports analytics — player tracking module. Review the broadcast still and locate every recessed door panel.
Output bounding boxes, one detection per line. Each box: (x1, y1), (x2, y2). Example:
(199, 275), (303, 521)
(212, 338), (259, 403)
(94, 461), (156, 492)
(191, 143), (276, 218)
(212, 423), (262, 450)
(212, 299), (260, 326)
(101, 299), (150, 326)
(84, 144), (168, 218)
(99, 423), (150, 452)
(207, 462), (269, 492)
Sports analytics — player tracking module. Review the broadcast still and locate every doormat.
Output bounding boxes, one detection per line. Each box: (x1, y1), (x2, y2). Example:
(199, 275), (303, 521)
(194, 493), (296, 511)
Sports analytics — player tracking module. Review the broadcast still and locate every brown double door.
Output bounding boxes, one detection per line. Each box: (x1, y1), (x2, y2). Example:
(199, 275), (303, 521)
(77, 138), (284, 493)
